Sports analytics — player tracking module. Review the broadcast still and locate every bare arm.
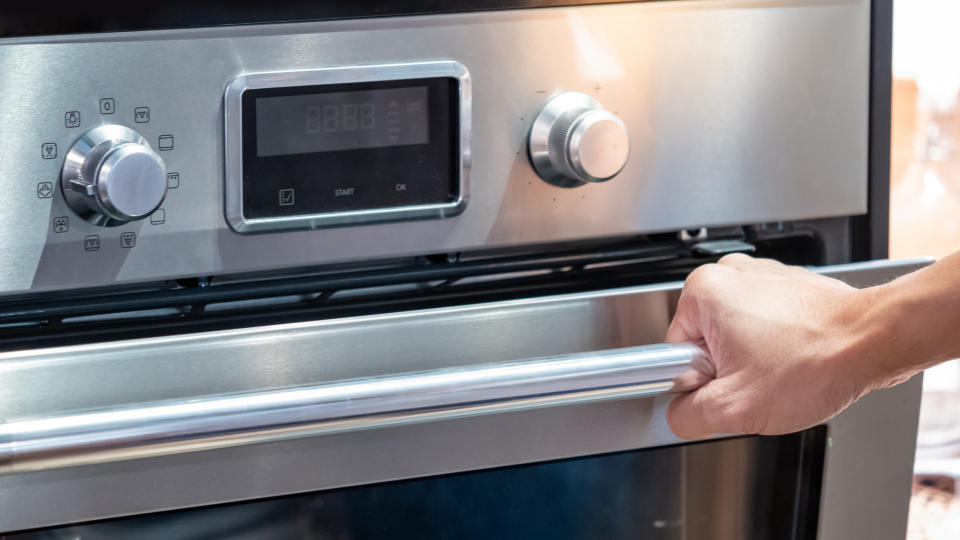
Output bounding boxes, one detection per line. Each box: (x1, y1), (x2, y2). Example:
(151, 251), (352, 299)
(664, 252), (960, 439)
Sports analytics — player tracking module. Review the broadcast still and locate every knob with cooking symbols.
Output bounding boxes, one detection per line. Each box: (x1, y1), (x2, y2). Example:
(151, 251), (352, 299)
(528, 92), (630, 188)
(61, 125), (167, 227)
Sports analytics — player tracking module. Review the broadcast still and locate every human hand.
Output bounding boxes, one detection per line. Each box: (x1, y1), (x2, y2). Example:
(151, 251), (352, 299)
(665, 254), (894, 439)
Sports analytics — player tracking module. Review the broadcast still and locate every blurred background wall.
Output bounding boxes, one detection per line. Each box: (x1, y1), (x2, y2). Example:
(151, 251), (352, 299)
(891, 1), (960, 537)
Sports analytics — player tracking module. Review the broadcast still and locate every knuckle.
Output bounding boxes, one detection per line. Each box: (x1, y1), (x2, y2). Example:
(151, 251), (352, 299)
(685, 263), (724, 292)
(757, 256), (784, 266)
(718, 253), (752, 266)
(685, 264), (712, 286)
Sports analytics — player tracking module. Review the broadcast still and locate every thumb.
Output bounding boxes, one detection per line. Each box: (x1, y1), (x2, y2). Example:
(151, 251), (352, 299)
(667, 382), (726, 440)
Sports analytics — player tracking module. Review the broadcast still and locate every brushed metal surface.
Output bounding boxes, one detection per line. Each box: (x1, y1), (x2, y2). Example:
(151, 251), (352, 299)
(0, 344), (705, 473)
(0, 0), (870, 294)
(0, 259), (928, 534)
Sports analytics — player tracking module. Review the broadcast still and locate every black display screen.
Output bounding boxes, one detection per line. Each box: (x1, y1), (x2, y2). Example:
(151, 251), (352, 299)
(240, 77), (459, 220)
(255, 86), (430, 156)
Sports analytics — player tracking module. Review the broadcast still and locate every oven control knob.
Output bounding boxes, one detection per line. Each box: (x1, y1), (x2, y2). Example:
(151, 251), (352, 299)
(61, 124), (167, 227)
(528, 92), (630, 188)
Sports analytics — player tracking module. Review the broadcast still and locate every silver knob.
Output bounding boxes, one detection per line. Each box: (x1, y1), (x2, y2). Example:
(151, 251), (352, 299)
(61, 125), (167, 227)
(528, 92), (630, 188)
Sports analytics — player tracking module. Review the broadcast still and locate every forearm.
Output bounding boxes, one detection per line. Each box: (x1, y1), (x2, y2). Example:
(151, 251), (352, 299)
(856, 253), (960, 386)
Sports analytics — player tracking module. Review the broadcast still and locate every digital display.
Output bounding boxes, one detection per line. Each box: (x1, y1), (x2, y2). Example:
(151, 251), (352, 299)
(255, 87), (429, 157)
(238, 76), (460, 225)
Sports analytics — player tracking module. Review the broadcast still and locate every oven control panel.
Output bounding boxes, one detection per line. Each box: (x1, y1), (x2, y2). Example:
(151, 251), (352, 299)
(0, 0), (871, 295)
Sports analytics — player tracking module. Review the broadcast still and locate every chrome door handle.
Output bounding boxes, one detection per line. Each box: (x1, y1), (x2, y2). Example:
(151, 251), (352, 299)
(0, 343), (707, 473)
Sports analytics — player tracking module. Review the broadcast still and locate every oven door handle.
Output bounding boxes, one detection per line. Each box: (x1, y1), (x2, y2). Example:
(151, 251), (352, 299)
(0, 342), (708, 473)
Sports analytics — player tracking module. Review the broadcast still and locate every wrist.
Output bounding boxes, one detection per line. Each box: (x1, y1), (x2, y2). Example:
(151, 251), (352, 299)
(842, 279), (925, 390)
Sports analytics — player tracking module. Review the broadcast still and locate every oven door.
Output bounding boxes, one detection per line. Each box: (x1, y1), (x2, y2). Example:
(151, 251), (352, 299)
(0, 259), (927, 539)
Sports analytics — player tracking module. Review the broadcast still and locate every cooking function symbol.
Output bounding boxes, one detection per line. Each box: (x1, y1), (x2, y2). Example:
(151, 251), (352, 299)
(83, 235), (100, 251)
(53, 216), (69, 233)
(134, 107), (150, 123)
(41, 143), (57, 159)
(37, 182), (54, 199)
(65, 111), (81, 128)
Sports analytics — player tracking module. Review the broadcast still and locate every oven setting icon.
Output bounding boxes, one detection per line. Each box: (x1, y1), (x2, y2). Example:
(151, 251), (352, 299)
(65, 111), (81, 128)
(158, 135), (174, 151)
(37, 182), (54, 199)
(53, 216), (69, 233)
(41, 143), (57, 159)
(83, 235), (100, 251)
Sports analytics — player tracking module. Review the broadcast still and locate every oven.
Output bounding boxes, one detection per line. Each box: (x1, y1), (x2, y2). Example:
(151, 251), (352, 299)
(0, 0), (924, 538)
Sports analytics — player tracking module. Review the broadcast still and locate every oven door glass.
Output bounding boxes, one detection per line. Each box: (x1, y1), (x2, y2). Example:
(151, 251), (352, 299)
(6, 428), (825, 540)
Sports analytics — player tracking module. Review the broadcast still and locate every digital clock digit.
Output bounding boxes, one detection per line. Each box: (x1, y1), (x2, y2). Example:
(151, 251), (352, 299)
(256, 86), (427, 156)
(305, 103), (376, 134)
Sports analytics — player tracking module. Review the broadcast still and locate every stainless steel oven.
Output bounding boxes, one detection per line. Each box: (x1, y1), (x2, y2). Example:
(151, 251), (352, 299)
(0, 0), (923, 538)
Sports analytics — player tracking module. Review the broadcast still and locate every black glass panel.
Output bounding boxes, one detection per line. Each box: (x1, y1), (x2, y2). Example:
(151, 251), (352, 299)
(240, 78), (459, 218)
(5, 427), (826, 539)
(0, 1), (652, 38)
